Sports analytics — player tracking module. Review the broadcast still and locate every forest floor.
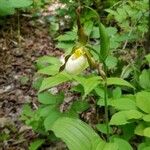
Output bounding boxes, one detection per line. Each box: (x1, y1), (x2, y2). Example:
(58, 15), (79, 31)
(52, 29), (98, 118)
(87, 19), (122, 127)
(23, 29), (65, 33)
(0, 13), (65, 150)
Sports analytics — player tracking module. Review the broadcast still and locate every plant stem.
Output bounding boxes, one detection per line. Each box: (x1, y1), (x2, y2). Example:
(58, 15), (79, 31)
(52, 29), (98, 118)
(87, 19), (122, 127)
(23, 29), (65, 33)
(83, 5), (110, 141)
(103, 63), (109, 142)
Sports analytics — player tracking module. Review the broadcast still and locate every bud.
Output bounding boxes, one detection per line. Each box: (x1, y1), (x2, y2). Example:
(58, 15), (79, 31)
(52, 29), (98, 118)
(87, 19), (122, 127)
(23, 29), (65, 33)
(65, 47), (88, 75)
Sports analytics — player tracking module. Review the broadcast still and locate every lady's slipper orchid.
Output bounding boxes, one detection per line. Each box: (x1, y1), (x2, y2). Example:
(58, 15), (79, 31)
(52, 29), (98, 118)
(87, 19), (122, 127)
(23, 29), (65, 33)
(65, 47), (88, 75)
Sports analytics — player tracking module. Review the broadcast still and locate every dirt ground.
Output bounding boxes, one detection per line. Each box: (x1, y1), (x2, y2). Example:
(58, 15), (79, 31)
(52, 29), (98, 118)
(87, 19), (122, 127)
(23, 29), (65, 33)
(0, 14), (65, 150)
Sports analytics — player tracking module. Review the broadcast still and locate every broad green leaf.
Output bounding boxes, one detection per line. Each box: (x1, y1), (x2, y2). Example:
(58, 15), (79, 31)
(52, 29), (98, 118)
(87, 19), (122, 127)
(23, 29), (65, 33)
(135, 123), (146, 136)
(110, 98), (136, 110)
(63, 109), (79, 118)
(56, 31), (77, 41)
(32, 77), (43, 90)
(39, 72), (72, 92)
(125, 110), (143, 120)
(95, 86), (105, 98)
(139, 69), (150, 90)
(143, 114), (150, 122)
(36, 56), (61, 65)
(138, 143), (147, 150)
(38, 92), (64, 105)
(106, 27), (117, 36)
(121, 65), (133, 79)
(39, 105), (55, 117)
(96, 123), (113, 134)
(121, 123), (136, 140)
(38, 65), (60, 75)
(0, 0), (15, 16)
(44, 110), (61, 131)
(84, 20), (94, 36)
(99, 23), (110, 61)
(145, 54), (150, 64)
(107, 77), (134, 89)
(96, 143), (119, 150)
(56, 42), (74, 53)
(110, 110), (142, 125)
(105, 56), (118, 69)
(22, 104), (34, 116)
(138, 141), (150, 150)
(71, 101), (90, 113)
(96, 142), (118, 150)
(113, 138), (132, 150)
(144, 127), (150, 138)
(143, 147), (150, 150)
(136, 91), (150, 113)
(112, 87), (122, 99)
(9, 0), (32, 8)
(29, 139), (45, 150)
(73, 76), (101, 99)
(52, 117), (102, 150)
(91, 27), (99, 38)
(110, 111), (129, 125)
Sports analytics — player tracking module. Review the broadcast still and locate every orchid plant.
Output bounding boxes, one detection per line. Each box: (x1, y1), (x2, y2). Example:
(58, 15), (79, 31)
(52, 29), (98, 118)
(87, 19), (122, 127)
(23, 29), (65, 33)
(21, 2), (150, 150)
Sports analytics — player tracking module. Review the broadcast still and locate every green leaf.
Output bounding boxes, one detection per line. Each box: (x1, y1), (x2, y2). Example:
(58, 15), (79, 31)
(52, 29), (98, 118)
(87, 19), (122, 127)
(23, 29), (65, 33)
(99, 23), (110, 61)
(22, 104), (34, 116)
(39, 72), (72, 92)
(9, 0), (32, 8)
(121, 65), (133, 79)
(139, 69), (150, 90)
(39, 105), (55, 117)
(110, 110), (142, 125)
(44, 110), (61, 131)
(112, 87), (122, 99)
(71, 101), (90, 113)
(136, 91), (150, 113)
(126, 110), (143, 120)
(105, 56), (118, 69)
(29, 139), (45, 150)
(36, 56), (61, 65)
(96, 142), (118, 150)
(138, 142), (150, 150)
(144, 127), (150, 138)
(142, 147), (150, 150)
(73, 76), (101, 99)
(56, 42), (74, 53)
(106, 27), (117, 36)
(96, 123), (113, 134)
(91, 27), (99, 38)
(38, 92), (64, 105)
(110, 98), (136, 110)
(113, 138), (133, 150)
(121, 123), (136, 140)
(135, 123), (146, 136)
(110, 111), (129, 125)
(143, 114), (150, 122)
(52, 117), (103, 150)
(107, 77), (135, 89)
(38, 65), (60, 75)
(0, 0), (15, 16)
(84, 20), (94, 36)
(145, 54), (150, 64)
(56, 31), (77, 41)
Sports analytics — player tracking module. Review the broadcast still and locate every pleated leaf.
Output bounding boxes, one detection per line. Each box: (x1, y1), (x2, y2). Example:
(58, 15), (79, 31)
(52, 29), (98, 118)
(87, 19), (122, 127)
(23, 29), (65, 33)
(107, 77), (134, 89)
(39, 72), (72, 92)
(52, 117), (103, 150)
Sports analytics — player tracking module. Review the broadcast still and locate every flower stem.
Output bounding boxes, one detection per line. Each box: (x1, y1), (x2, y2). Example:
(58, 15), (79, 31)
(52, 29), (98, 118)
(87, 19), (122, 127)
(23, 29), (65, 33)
(83, 5), (110, 142)
(103, 63), (110, 142)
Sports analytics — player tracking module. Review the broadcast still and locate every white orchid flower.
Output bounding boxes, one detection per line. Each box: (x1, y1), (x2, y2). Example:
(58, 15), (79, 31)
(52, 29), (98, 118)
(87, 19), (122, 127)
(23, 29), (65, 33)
(65, 47), (88, 75)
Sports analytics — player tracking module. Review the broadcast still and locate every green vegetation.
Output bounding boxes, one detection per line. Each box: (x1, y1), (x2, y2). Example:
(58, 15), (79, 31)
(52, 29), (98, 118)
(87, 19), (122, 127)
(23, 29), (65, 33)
(0, 0), (149, 149)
